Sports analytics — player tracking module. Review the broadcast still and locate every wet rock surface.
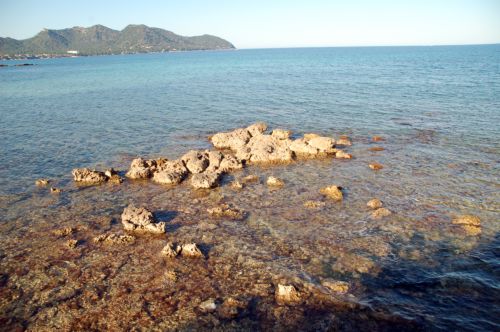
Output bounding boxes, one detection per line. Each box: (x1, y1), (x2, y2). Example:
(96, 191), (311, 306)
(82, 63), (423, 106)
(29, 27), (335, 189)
(121, 204), (166, 234)
(72, 168), (108, 184)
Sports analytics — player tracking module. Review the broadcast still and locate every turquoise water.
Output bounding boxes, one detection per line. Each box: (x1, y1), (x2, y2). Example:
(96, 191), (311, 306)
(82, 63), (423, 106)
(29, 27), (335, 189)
(0, 46), (499, 330)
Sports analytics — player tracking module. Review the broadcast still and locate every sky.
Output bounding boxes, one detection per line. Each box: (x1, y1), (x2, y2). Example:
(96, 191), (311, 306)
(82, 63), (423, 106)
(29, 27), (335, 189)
(1, 0), (499, 48)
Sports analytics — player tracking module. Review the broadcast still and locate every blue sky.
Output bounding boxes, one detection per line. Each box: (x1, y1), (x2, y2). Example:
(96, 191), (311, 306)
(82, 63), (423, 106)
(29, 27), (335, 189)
(1, 0), (499, 48)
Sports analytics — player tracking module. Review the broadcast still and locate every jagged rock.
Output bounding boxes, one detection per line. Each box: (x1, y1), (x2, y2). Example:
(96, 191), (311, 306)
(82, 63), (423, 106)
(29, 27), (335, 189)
(246, 122), (267, 136)
(199, 299), (217, 313)
(35, 179), (50, 186)
(180, 243), (204, 258)
(290, 138), (320, 155)
(335, 150), (352, 159)
(121, 205), (166, 234)
(371, 207), (392, 219)
(271, 129), (292, 139)
(321, 279), (349, 293)
(207, 204), (245, 220)
(369, 163), (384, 170)
(191, 171), (221, 189)
(66, 239), (79, 249)
(50, 187), (62, 194)
(152, 160), (188, 185)
(307, 136), (335, 151)
(161, 242), (181, 258)
(367, 199), (383, 209)
(93, 233), (135, 245)
(217, 297), (248, 318)
(206, 151), (243, 173)
(211, 128), (252, 150)
(320, 185), (343, 201)
(107, 174), (124, 184)
(453, 215), (481, 236)
(72, 168), (107, 184)
(236, 134), (293, 163)
(126, 158), (158, 179)
(275, 284), (301, 305)
(181, 150), (209, 174)
(267, 176), (284, 187)
(290, 134), (336, 156)
(304, 200), (326, 209)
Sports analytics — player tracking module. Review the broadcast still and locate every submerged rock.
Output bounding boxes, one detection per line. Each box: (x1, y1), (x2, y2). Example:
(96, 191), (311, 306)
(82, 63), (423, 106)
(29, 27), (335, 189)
(320, 185), (343, 201)
(190, 171), (221, 189)
(93, 233), (135, 245)
(161, 242), (181, 258)
(367, 198), (383, 209)
(369, 163), (384, 170)
(267, 176), (285, 187)
(371, 207), (392, 219)
(180, 243), (204, 258)
(335, 150), (352, 159)
(230, 180), (243, 189)
(304, 200), (326, 209)
(369, 146), (385, 152)
(207, 203), (245, 220)
(275, 284), (301, 305)
(332, 253), (375, 274)
(321, 279), (349, 294)
(152, 160), (188, 185)
(72, 168), (108, 184)
(35, 179), (50, 186)
(453, 215), (481, 236)
(336, 136), (352, 146)
(372, 135), (385, 142)
(50, 187), (62, 194)
(121, 205), (166, 234)
(241, 174), (259, 183)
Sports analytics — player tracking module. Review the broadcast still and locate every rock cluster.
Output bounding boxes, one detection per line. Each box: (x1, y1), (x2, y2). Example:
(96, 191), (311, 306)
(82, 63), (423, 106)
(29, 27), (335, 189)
(121, 205), (166, 234)
(161, 242), (204, 258)
(72, 167), (123, 184)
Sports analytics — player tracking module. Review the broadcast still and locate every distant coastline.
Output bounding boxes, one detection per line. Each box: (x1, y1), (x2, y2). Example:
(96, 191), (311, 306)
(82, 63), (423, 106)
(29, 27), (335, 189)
(0, 24), (235, 60)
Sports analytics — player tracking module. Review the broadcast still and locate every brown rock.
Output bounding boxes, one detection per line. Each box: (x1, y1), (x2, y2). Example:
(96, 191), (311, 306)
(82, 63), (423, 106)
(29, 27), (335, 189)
(161, 242), (181, 258)
(267, 176), (284, 187)
(320, 185), (343, 201)
(207, 204), (245, 220)
(230, 181), (243, 189)
(53, 227), (75, 237)
(369, 163), (384, 170)
(369, 146), (385, 152)
(181, 150), (209, 174)
(335, 150), (352, 159)
(50, 187), (62, 194)
(180, 243), (204, 258)
(246, 122), (268, 136)
(372, 136), (385, 142)
(210, 128), (251, 150)
(241, 174), (259, 183)
(453, 215), (481, 236)
(271, 129), (292, 139)
(304, 200), (326, 208)
(321, 279), (349, 293)
(72, 168), (107, 184)
(126, 157), (159, 179)
(190, 171), (221, 189)
(336, 137), (352, 146)
(371, 207), (392, 219)
(66, 239), (79, 249)
(93, 233), (135, 245)
(236, 134), (293, 164)
(35, 179), (50, 186)
(152, 160), (188, 185)
(367, 198), (383, 209)
(121, 205), (166, 234)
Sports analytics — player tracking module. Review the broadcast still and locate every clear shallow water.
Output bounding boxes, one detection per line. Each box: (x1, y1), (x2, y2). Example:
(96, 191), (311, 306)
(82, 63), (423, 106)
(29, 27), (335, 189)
(0, 46), (499, 331)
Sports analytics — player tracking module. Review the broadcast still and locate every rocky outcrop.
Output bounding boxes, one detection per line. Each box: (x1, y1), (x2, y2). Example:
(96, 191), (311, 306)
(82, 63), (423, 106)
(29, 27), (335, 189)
(152, 160), (189, 185)
(181, 150), (210, 174)
(190, 171), (221, 189)
(121, 205), (166, 234)
(72, 168), (108, 184)
(236, 134), (294, 164)
(126, 158), (160, 179)
(290, 134), (336, 157)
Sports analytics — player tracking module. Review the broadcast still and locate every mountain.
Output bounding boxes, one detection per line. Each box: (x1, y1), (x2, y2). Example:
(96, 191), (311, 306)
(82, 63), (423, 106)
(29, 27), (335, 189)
(0, 24), (235, 56)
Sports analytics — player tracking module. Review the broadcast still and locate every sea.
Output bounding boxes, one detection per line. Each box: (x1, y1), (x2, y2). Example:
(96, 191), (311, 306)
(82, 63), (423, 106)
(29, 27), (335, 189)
(0, 46), (499, 331)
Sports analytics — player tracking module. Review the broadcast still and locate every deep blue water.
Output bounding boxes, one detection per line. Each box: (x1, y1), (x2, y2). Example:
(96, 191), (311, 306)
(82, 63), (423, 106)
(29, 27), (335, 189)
(1, 46), (499, 195)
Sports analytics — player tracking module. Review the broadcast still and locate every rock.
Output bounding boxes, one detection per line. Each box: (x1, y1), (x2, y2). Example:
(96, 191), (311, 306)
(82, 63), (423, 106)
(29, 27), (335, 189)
(308, 136), (335, 151)
(452, 215), (480, 226)
(335, 150), (352, 159)
(321, 280), (349, 293)
(164, 270), (178, 282)
(369, 146), (385, 152)
(369, 163), (384, 170)
(181, 150), (209, 174)
(72, 168), (107, 184)
(180, 243), (204, 258)
(230, 181), (243, 189)
(236, 134), (293, 164)
(371, 207), (392, 219)
(207, 204), (245, 220)
(53, 227), (75, 237)
(290, 138), (320, 155)
(246, 122), (268, 136)
(93, 233), (135, 245)
(126, 158), (157, 179)
(35, 179), (50, 186)
(336, 136), (352, 146)
(275, 284), (301, 305)
(50, 187), (62, 194)
(304, 200), (326, 209)
(107, 174), (123, 184)
(453, 215), (481, 236)
(271, 129), (292, 139)
(320, 185), (343, 201)
(190, 171), (221, 189)
(217, 297), (248, 318)
(290, 135), (336, 156)
(303, 133), (320, 140)
(332, 253), (375, 274)
(203, 150), (243, 173)
(121, 205), (166, 234)
(152, 160), (188, 185)
(241, 174), (259, 183)
(104, 168), (117, 178)
(66, 239), (78, 249)
(161, 242), (181, 258)
(267, 176), (284, 187)
(367, 199), (383, 209)
(199, 299), (217, 313)
(210, 128), (251, 150)
(372, 136), (385, 142)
